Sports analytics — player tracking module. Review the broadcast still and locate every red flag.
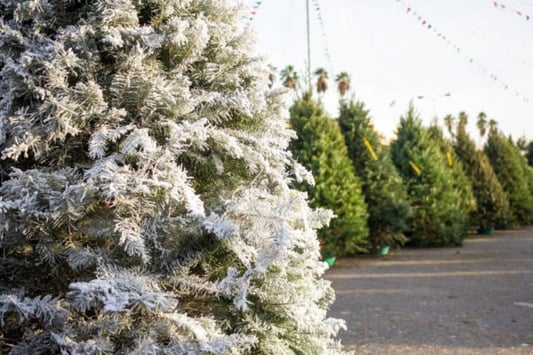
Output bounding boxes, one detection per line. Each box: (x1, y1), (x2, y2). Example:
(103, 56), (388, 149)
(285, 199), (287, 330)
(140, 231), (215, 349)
(493, 1), (498, 7)
(407, 7), (411, 13)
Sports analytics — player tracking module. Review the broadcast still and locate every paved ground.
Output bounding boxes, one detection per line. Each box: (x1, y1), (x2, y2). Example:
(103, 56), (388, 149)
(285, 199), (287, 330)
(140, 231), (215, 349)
(325, 227), (533, 354)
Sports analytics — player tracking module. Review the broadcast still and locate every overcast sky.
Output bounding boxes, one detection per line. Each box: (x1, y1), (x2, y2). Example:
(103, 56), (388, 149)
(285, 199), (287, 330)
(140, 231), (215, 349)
(245, 0), (533, 143)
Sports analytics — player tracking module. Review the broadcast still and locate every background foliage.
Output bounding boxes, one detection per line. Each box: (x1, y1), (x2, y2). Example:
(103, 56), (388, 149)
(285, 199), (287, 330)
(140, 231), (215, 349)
(484, 131), (533, 226)
(453, 115), (511, 229)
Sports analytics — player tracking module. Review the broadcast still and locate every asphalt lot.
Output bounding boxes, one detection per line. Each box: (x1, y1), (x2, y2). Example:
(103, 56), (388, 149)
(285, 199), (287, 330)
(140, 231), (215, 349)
(325, 227), (533, 354)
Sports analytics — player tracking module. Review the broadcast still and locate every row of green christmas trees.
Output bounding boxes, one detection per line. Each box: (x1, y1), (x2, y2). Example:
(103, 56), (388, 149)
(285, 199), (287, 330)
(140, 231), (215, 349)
(283, 71), (533, 258)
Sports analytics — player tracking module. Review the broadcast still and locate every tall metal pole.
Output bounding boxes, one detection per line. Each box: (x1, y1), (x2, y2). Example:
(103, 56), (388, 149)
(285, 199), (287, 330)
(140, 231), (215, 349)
(306, 0), (311, 93)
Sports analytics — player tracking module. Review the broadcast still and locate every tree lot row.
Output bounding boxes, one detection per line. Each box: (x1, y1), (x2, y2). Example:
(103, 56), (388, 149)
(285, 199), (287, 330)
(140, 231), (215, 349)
(285, 73), (533, 257)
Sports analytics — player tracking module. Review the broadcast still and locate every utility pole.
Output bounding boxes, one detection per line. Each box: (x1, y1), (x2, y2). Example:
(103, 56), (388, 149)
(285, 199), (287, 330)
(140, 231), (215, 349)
(305, 0), (311, 93)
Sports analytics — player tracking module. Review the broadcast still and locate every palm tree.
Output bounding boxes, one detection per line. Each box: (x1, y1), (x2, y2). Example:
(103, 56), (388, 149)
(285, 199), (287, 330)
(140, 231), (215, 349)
(280, 65), (299, 90)
(458, 111), (468, 128)
(443, 114), (455, 135)
(314, 67), (328, 94)
(268, 73), (275, 88)
(335, 71), (351, 97)
(488, 119), (498, 134)
(268, 65), (276, 88)
(477, 112), (488, 139)
(516, 136), (528, 151)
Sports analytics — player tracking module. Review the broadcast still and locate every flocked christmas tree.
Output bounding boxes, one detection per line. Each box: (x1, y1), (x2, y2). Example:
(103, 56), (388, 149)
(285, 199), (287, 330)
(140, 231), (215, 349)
(289, 93), (369, 257)
(452, 113), (510, 230)
(338, 99), (409, 253)
(484, 128), (533, 226)
(390, 105), (469, 246)
(0, 1), (347, 353)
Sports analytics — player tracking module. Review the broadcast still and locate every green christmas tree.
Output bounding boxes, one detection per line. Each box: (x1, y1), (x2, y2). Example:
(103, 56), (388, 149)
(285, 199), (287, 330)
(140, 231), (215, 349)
(428, 123), (477, 226)
(289, 94), (369, 257)
(338, 99), (409, 253)
(526, 141), (533, 167)
(523, 163), (533, 224)
(390, 105), (469, 246)
(511, 139), (533, 224)
(453, 114), (511, 230)
(484, 129), (533, 225)
(0, 1), (347, 353)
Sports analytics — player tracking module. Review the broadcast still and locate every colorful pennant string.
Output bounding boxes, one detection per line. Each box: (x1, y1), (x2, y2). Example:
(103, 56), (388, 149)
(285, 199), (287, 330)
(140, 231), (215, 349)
(394, 0), (530, 104)
(492, 1), (531, 21)
(247, 0), (263, 23)
(246, 1), (332, 67)
(311, 0), (332, 65)
(363, 137), (379, 161)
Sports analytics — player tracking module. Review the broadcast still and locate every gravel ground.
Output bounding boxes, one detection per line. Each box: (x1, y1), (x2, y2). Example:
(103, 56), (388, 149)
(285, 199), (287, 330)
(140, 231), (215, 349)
(325, 227), (533, 354)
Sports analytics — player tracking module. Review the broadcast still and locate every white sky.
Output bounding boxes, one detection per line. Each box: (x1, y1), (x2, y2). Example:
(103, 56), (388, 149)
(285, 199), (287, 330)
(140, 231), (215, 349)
(245, 0), (533, 143)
